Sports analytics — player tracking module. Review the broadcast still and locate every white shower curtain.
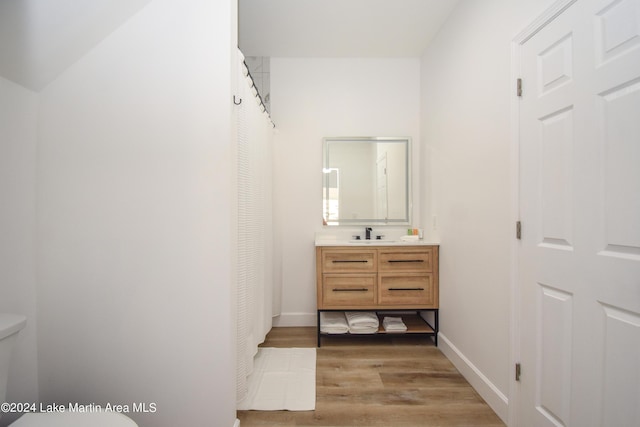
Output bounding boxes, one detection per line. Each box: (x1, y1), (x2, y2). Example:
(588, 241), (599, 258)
(235, 50), (275, 404)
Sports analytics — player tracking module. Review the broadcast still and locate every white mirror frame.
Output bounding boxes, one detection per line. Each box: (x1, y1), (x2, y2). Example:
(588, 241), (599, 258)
(322, 136), (412, 226)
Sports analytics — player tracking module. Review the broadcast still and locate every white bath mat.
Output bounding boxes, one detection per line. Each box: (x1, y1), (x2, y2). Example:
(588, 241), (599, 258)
(237, 347), (316, 411)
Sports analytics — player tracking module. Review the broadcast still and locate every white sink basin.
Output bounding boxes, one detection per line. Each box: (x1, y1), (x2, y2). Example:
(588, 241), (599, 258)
(348, 239), (388, 244)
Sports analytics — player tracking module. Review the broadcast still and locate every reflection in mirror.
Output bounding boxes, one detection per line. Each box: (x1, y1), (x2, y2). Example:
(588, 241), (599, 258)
(323, 137), (411, 226)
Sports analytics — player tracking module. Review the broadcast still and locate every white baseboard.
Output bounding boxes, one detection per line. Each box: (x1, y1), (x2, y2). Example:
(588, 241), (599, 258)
(438, 333), (509, 423)
(272, 312), (316, 327)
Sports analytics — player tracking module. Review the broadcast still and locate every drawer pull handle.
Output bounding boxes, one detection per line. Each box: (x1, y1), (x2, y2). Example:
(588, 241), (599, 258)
(332, 260), (368, 263)
(388, 259), (424, 263)
(388, 287), (425, 291)
(332, 288), (368, 292)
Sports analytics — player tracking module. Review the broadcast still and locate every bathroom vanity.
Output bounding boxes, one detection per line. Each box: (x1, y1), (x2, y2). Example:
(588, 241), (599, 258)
(315, 242), (439, 347)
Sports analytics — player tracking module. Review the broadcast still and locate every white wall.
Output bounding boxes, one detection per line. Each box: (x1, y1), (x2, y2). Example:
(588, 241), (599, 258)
(419, 0), (555, 421)
(270, 58), (421, 325)
(35, 1), (236, 426)
(0, 77), (39, 426)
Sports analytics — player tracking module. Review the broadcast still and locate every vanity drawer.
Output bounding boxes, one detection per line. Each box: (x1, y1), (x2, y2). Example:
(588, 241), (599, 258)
(378, 273), (437, 307)
(379, 248), (433, 272)
(322, 274), (376, 307)
(321, 249), (377, 273)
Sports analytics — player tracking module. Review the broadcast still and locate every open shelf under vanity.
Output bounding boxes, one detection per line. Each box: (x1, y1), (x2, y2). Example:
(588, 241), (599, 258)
(317, 309), (438, 347)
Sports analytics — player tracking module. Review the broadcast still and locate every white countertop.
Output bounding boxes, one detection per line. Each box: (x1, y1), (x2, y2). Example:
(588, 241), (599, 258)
(315, 239), (439, 247)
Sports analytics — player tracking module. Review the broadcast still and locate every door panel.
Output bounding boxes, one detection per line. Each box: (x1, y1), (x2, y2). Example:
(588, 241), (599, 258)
(537, 285), (573, 426)
(599, 79), (640, 256)
(600, 304), (640, 426)
(539, 106), (574, 250)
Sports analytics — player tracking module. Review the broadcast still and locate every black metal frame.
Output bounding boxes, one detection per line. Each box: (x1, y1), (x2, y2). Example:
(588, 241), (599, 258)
(317, 308), (439, 347)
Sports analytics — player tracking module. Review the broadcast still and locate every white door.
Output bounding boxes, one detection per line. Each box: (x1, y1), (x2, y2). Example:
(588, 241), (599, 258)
(376, 154), (388, 221)
(518, 0), (640, 426)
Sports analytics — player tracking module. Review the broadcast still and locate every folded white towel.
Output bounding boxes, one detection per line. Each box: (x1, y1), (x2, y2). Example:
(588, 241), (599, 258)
(345, 312), (379, 334)
(320, 312), (349, 334)
(345, 312), (379, 327)
(400, 235), (419, 241)
(344, 311), (378, 326)
(382, 316), (407, 332)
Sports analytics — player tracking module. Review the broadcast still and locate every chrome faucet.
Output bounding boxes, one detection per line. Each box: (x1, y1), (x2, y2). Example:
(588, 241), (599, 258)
(365, 227), (372, 240)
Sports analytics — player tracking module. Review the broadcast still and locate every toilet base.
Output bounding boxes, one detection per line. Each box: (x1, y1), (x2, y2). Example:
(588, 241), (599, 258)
(10, 411), (138, 426)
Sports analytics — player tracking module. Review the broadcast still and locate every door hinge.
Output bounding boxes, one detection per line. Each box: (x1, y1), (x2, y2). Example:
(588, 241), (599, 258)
(515, 363), (521, 381)
(516, 221), (522, 240)
(517, 78), (523, 97)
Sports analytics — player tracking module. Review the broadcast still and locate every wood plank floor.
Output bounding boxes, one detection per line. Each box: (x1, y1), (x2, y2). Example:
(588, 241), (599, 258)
(237, 327), (505, 427)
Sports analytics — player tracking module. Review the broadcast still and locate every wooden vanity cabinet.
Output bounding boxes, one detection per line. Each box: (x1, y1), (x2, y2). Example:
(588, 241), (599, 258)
(316, 244), (439, 346)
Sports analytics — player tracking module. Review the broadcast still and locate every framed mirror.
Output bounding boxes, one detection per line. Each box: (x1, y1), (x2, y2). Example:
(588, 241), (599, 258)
(323, 137), (411, 226)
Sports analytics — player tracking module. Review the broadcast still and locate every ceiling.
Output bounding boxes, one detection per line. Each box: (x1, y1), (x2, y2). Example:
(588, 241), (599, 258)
(0, 0), (460, 92)
(239, 0), (460, 57)
(0, 0), (152, 91)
